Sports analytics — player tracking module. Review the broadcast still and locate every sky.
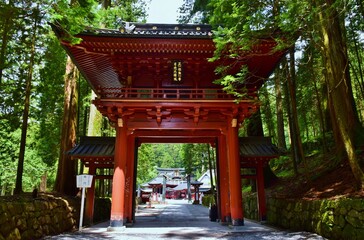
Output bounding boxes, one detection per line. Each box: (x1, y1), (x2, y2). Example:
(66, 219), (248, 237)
(146, 0), (185, 23)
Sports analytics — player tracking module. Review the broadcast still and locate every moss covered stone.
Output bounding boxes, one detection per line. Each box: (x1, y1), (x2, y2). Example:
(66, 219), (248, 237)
(0, 211), (9, 225)
(333, 214), (346, 228)
(351, 199), (364, 211)
(342, 223), (357, 239)
(346, 215), (363, 228)
(6, 228), (21, 240)
(244, 197), (364, 240)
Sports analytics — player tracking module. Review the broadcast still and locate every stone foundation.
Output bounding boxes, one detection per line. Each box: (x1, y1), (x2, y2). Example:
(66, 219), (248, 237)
(0, 194), (79, 240)
(243, 193), (364, 240)
(0, 194), (111, 240)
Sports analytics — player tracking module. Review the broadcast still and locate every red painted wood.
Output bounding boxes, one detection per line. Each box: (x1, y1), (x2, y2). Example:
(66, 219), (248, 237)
(134, 129), (222, 137)
(63, 32), (286, 95)
(85, 165), (96, 225)
(138, 137), (215, 144)
(227, 121), (244, 226)
(56, 26), (288, 229)
(217, 134), (230, 222)
(110, 125), (128, 227)
(125, 135), (136, 223)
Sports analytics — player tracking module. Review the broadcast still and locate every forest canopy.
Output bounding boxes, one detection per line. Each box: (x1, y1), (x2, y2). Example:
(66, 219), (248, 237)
(0, 0), (363, 195)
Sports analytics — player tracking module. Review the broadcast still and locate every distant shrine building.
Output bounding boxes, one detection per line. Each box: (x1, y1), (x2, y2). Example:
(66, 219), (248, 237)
(57, 23), (285, 228)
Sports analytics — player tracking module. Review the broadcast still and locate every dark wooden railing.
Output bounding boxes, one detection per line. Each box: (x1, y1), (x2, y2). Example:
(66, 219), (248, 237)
(98, 87), (237, 100)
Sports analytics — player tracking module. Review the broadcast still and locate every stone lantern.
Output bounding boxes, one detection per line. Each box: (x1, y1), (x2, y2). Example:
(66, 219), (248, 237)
(191, 181), (203, 204)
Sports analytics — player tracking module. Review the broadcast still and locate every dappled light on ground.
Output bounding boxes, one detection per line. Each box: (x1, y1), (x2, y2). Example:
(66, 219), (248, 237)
(44, 200), (326, 240)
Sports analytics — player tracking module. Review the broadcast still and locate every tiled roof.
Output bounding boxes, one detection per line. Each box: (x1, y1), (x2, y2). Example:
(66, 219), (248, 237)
(82, 23), (213, 39)
(239, 137), (279, 158)
(67, 136), (115, 160)
(68, 136), (280, 161)
(156, 167), (185, 173)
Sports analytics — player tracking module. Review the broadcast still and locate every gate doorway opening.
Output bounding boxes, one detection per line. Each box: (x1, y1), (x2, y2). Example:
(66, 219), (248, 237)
(136, 143), (217, 204)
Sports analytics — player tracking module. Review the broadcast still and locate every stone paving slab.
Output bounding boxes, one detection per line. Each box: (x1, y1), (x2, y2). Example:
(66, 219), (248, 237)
(43, 199), (326, 240)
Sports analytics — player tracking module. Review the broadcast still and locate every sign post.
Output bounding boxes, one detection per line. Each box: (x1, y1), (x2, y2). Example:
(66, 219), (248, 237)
(76, 174), (93, 231)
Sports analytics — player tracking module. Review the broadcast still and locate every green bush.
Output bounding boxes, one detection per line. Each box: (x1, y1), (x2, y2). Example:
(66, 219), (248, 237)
(201, 194), (215, 207)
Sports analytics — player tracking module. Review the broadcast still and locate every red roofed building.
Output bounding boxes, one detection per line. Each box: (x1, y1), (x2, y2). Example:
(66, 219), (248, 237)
(56, 23), (286, 228)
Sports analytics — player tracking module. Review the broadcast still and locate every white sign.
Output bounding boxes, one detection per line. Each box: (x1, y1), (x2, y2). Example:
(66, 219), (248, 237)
(76, 174), (93, 231)
(76, 174), (93, 188)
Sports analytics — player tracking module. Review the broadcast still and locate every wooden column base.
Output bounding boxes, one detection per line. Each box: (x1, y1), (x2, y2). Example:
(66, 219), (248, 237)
(231, 218), (244, 226)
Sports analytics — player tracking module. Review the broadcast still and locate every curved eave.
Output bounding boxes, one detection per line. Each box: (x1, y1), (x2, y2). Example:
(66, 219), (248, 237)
(52, 23), (288, 97)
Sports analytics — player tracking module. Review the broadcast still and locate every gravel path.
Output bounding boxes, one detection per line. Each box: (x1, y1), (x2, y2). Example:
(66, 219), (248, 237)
(44, 200), (326, 240)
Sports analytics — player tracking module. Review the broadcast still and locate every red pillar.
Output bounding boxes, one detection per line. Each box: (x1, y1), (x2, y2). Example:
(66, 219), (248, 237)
(125, 135), (136, 223)
(227, 118), (244, 226)
(85, 164), (96, 225)
(217, 134), (230, 223)
(109, 121), (127, 228)
(256, 160), (267, 221)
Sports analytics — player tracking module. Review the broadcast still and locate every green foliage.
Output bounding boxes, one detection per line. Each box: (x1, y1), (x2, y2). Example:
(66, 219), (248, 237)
(242, 185), (252, 193)
(136, 143), (214, 184)
(178, 0), (211, 24)
(0, 121), (19, 194)
(36, 36), (67, 167)
(201, 194), (215, 207)
(151, 144), (184, 168)
(96, 0), (148, 28)
(50, 0), (98, 43)
(0, 123), (52, 194)
(22, 124), (53, 191)
(270, 156), (295, 178)
(51, 0), (148, 43)
(137, 144), (157, 185)
(0, 0), (150, 194)
(181, 143), (213, 179)
(213, 65), (249, 100)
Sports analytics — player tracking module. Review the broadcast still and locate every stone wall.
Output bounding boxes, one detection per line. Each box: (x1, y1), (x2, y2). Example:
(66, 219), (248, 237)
(243, 193), (364, 240)
(0, 194), (111, 240)
(242, 193), (259, 221)
(0, 194), (80, 240)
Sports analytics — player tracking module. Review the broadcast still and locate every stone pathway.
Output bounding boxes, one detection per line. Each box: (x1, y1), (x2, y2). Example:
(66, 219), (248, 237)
(44, 200), (326, 240)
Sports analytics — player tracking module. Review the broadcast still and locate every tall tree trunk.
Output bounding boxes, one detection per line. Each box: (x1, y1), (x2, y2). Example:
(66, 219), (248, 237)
(305, 42), (328, 149)
(102, 0), (111, 9)
(14, 15), (37, 194)
(274, 67), (286, 149)
(55, 57), (79, 195)
(86, 0), (109, 137)
(348, 20), (364, 121)
(260, 85), (276, 139)
(313, 0), (364, 188)
(282, 58), (298, 175)
(0, 1), (14, 85)
(287, 49), (305, 164)
(312, 72), (328, 152)
(247, 110), (264, 136)
(87, 91), (103, 136)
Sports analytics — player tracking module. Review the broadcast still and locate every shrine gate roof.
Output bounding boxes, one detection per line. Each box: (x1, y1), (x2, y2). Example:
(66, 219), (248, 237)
(68, 136), (115, 161)
(68, 136), (280, 163)
(53, 23), (287, 99)
(239, 137), (280, 168)
(82, 23), (213, 39)
(239, 137), (279, 158)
